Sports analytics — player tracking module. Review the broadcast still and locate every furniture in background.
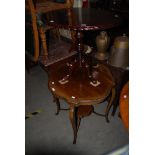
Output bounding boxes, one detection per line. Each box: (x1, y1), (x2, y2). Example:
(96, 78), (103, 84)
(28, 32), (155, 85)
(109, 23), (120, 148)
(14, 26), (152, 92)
(89, 0), (129, 12)
(89, 0), (109, 9)
(84, 0), (128, 50)
(25, 0), (76, 69)
(107, 64), (128, 116)
(25, 0), (128, 71)
(92, 33), (129, 116)
(92, 59), (129, 117)
(47, 8), (121, 78)
(119, 81), (129, 130)
(109, 0), (129, 13)
(48, 56), (115, 144)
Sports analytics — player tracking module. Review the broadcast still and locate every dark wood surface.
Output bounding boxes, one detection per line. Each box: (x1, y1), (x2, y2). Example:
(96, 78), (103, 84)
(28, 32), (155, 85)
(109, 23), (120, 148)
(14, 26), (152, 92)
(48, 58), (114, 105)
(45, 8), (122, 79)
(47, 8), (122, 31)
(48, 56), (116, 143)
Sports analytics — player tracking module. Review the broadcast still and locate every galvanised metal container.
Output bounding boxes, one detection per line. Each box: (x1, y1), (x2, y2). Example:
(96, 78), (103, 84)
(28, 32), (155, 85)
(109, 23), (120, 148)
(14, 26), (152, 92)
(108, 34), (129, 69)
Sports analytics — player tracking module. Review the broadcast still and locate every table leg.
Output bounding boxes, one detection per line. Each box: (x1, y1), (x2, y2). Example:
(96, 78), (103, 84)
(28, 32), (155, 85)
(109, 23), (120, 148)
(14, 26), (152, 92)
(105, 87), (116, 122)
(111, 87), (120, 116)
(77, 117), (81, 132)
(55, 98), (60, 115)
(53, 95), (70, 114)
(69, 104), (77, 144)
(53, 95), (60, 115)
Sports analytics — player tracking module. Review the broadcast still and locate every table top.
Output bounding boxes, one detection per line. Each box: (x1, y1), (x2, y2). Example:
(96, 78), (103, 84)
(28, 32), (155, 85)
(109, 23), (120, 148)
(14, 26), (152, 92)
(48, 57), (115, 105)
(119, 81), (129, 130)
(47, 8), (122, 31)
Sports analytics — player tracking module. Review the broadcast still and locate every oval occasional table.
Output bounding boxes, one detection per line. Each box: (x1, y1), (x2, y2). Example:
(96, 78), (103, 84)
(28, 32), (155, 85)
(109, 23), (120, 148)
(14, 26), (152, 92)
(48, 57), (115, 144)
(47, 8), (122, 144)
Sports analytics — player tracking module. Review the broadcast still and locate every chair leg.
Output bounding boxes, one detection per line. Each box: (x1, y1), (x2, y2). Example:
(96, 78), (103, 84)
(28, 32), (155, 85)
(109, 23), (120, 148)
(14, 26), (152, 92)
(39, 27), (48, 63)
(111, 87), (120, 116)
(105, 87), (116, 123)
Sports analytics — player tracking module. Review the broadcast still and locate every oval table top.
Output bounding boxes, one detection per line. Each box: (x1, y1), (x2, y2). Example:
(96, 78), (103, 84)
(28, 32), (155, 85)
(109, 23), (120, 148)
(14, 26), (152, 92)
(48, 59), (115, 106)
(47, 8), (122, 31)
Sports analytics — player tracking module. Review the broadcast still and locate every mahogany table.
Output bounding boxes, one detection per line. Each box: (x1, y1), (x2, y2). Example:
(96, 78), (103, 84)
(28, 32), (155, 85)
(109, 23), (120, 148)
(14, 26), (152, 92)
(47, 8), (121, 143)
(47, 8), (122, 83)
(48, 57), (115, 144)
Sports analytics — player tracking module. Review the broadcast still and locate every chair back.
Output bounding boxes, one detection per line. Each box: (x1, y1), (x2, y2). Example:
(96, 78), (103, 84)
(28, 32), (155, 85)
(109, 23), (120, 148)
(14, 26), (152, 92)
(25, 0), (74, 62)
(26, 0), (40, 62)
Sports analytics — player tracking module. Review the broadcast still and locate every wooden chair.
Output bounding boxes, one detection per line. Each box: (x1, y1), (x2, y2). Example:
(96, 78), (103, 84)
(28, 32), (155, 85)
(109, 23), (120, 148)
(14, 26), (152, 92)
(25, 0), (76, 68)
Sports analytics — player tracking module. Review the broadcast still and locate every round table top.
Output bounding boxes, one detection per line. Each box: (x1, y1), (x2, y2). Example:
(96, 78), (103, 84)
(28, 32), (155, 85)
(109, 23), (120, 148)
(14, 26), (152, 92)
(47, 8), (122, 31)
(120, 81), (129, 130)
(48, 60), (115, 106)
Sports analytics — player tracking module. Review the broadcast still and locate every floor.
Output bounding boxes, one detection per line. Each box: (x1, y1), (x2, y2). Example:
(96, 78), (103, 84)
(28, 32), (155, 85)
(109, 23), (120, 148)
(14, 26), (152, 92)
(25, 65), (129, 155)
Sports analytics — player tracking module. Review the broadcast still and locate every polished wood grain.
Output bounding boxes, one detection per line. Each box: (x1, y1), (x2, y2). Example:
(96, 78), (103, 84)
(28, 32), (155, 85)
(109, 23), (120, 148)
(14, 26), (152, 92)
(48, 8), (122, 31)
(119, 81), (129, 130)
(49, 62), (114, 105)
(43, 8), (122, 78)
(77, 105), (94, 118)
(48, 57), (116, 143)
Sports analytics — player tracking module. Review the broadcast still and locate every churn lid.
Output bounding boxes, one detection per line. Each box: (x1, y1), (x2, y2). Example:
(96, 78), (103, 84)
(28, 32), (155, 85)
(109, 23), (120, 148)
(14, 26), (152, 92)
(114, 34), (129, 49)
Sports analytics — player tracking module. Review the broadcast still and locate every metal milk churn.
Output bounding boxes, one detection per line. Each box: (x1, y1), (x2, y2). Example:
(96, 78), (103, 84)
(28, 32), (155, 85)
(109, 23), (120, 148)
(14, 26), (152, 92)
(95, 31), (110, 60)
(108, 34), (129, 69)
